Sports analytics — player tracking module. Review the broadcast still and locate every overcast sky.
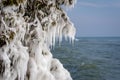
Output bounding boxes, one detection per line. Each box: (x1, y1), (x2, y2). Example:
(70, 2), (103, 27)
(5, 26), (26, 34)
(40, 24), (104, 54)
(67, 0), (120, 37)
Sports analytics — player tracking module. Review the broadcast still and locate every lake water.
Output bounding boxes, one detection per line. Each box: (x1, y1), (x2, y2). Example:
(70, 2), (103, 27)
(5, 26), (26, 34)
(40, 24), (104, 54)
(52, 37), (120, 80)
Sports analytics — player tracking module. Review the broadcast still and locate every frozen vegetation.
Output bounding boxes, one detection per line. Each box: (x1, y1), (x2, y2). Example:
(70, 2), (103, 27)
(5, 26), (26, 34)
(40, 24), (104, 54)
(0, 0), (76, 80)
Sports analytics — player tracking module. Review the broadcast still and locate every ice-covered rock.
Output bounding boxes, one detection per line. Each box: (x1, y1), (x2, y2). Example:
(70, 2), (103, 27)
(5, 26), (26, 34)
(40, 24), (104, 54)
(0, 0), (76, 80)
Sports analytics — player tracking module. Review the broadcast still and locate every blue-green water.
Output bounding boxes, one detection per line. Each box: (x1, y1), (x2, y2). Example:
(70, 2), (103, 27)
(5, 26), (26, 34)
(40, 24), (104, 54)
(51, 37), (120, 80)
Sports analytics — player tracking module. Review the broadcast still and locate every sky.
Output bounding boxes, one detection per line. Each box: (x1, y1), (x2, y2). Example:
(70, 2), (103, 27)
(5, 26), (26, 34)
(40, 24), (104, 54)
(67, 0), (120, 37)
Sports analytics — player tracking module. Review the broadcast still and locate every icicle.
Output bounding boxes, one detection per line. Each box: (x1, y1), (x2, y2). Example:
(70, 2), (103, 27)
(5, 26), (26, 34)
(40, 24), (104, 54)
(0, 47), (10, 80)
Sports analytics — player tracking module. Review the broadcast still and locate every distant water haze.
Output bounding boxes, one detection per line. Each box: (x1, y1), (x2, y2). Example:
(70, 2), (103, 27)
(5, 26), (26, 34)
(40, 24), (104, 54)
(67, 0), (120, 37)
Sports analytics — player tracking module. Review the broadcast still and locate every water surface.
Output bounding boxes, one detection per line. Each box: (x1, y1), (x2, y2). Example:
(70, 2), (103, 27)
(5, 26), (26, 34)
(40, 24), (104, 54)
(52, 37), (120, 80)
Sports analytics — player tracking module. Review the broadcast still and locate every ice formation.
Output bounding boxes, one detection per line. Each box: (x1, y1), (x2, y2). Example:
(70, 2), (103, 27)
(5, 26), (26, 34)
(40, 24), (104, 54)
(0, 0), (76, 80)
